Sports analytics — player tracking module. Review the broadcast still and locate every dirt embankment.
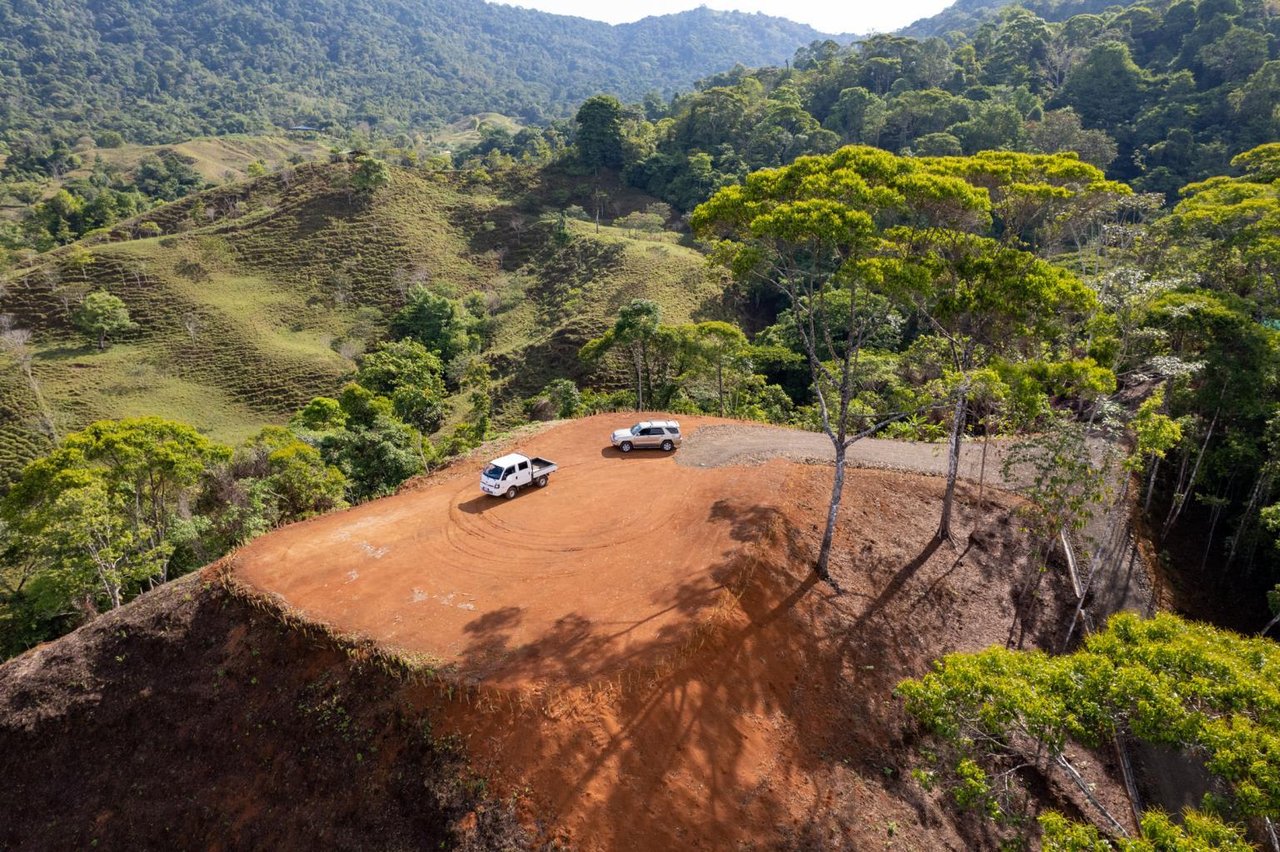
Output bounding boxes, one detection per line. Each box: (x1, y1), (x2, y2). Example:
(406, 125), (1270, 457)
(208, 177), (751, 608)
(0, 574), (524, 851)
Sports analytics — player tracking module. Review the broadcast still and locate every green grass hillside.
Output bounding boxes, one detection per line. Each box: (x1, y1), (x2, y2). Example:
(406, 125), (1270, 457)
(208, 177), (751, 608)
(87, 135), (332, 184)
(0, 162), (727, 485)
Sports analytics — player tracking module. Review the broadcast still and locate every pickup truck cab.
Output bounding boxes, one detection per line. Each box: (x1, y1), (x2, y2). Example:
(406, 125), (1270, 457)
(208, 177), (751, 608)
(480, 453), (557, 499)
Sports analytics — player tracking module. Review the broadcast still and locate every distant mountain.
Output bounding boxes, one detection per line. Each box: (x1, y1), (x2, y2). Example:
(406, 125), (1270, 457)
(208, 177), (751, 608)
(900, 0), (1126, 39)
(0, 0), (839, 143)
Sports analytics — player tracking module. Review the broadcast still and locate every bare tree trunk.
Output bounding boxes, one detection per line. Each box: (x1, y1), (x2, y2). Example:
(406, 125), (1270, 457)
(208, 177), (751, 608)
(1261, 612), (1280, 638)
(641, 339), (652, 409)
(19, 360), (59, 442)
(98, 570), (121, 610)
(938, 385), (968, 541)
(717, 361), (725, 417)
(978, 422), (990, 505)
(1143, 455), (1159, 513)
(816, 441), (846, 584)
(1228, 472), (1270, 569)
(1199, 491), (1227, 572)
(1054, 752), (1130, 838)
(1162, 408), (1218, 540)
(633, 348), (643, 410)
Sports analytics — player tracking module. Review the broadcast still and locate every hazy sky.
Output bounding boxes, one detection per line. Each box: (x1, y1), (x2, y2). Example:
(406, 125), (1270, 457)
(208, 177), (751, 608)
(488, 0), (955, 35)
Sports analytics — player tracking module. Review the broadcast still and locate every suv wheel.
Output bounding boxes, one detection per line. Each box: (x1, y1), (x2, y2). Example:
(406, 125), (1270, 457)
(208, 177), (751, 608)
(620, 441), (633, 453)
(661, 439), (674, 452)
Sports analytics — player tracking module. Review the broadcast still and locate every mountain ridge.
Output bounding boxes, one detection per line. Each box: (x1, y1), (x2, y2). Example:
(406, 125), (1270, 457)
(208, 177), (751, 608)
(0, 0), (843, 143)
(899, 0), (1139, 39)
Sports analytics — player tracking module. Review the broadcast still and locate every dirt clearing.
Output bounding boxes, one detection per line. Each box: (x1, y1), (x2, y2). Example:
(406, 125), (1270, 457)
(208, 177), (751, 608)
(230, 415), (1122, 849)
(233, 415), (790, 687)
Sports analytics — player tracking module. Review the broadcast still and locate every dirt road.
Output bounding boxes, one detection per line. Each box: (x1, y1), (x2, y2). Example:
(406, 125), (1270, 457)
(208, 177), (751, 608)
(677, 422), (1015, 484)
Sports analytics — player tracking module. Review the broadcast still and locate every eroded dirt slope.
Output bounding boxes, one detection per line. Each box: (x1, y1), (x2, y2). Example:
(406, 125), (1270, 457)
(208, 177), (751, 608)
(0, 575), (523, 851)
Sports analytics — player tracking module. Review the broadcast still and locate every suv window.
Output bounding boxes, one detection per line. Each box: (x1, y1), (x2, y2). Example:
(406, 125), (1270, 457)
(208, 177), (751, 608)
(666, 428), (679, 434)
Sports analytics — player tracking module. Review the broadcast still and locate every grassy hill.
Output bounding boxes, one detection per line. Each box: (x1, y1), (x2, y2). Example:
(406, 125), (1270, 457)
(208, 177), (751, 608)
(0, 161), (728, 486)
(0, 134), (331, 228)
(87, 135), (333, 184)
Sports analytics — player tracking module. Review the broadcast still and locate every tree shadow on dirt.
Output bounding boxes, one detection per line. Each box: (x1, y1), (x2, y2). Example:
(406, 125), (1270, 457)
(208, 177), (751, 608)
(447, 504), (792, 686)
(438, 478), (1076, 849)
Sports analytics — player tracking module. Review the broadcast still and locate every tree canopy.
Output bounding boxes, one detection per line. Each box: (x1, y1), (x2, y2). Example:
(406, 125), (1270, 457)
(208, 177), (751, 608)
(900, 611), (1280, 846)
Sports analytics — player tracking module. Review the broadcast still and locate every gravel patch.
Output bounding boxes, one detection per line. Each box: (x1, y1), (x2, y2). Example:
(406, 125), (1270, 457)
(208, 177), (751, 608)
(679, 423), (1013, 485)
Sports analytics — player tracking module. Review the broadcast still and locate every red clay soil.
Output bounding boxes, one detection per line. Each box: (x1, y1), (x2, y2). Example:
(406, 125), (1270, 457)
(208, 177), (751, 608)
(233, 415), (790, 688)
(232, 415), (1131, 850)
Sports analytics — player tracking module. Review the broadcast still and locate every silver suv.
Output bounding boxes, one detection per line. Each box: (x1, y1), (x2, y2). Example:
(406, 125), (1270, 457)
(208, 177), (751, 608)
(610, 420), (682, 453)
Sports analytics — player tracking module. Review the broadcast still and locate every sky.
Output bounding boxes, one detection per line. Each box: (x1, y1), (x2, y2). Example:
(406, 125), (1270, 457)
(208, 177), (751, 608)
(487, 0), (956, 35)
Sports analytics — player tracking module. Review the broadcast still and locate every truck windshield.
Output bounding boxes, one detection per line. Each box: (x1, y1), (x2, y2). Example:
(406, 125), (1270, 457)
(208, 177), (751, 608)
(483, 464), (504, 479)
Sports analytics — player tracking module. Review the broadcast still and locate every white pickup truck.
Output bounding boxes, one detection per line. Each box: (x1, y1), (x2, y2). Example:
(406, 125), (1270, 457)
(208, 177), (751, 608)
(480, 452), (558, 499)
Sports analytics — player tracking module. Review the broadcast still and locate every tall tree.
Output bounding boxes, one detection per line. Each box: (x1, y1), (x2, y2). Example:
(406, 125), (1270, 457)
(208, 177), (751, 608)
(692, 321), (749, 416)
(1155, 144), (1280, 314)
(575, 95), (626, 171)
(4, 418), (228, 608)
(391, 285), (472, 362)
(693, 146), (992, 580)
(899, 233), (1104, 539)
(580, 299), (663, 410)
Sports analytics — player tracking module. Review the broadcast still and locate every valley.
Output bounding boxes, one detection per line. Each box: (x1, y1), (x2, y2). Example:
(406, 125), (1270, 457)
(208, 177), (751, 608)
(1, 0), (1279, 847)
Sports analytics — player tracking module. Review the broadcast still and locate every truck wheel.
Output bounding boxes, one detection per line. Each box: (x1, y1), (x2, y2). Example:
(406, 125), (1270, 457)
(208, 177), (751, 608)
(661, 439), (674, 452)
(620, 441), (633, 453)
(505, 486), (518, 499)
(536, 475), (548, 488)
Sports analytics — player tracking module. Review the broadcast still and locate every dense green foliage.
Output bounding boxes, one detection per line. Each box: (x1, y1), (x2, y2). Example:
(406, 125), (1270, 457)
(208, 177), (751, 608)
(1, 144), (208, 250)
(580, 300), (792, 421)
(583, 0), (1278, 211)
(73, 290), (134, 349)
(693, 144), (1113, 565)
(900, 612), (1279, 846)
(0, 332), (454, 654)
(901, 0), (1135, 39)
(1039, 809), (1254, 851)
(0, 0), (834, 143)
